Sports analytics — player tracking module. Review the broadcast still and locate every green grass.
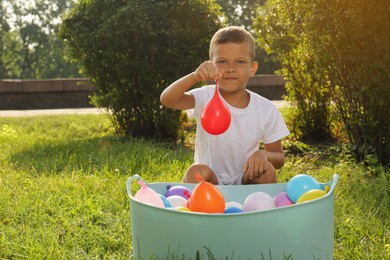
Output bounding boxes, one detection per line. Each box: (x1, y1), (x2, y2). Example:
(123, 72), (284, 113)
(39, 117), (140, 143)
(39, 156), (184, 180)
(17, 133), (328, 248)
(0, 113), (388, 259)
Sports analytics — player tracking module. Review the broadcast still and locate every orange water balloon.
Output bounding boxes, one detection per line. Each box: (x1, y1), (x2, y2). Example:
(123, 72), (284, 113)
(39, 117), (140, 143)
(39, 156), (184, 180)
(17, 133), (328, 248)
(200, 80), (231, 135)
(189, 173), (225, 213)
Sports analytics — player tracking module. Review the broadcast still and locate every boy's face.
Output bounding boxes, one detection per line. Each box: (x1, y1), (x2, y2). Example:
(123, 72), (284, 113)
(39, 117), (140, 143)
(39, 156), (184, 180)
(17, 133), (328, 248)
(211, 42), (258, 91)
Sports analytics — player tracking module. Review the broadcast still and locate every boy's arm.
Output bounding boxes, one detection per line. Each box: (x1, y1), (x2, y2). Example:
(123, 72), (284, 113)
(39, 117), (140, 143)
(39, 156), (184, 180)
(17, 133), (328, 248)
(243, 140), (285, 182)
(160, 73), (198, 110)
(160, 61), (220, 110)
(264, 140), (285, 169)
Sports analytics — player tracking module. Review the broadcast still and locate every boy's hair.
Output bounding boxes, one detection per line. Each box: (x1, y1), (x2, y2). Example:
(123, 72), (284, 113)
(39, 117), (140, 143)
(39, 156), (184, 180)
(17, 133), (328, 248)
(209, 26), (256, 61)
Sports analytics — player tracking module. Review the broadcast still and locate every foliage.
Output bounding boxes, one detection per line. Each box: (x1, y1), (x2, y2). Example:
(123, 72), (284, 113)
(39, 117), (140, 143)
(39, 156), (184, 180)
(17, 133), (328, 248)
(0, 0), (282, 79)
(0, 114), (388, 259)
(0, 0), (9, 77)
(0, 0), (82, 79)
(216, 0), (266, 29)
(255, 0), (390, 165)
(305, 0), (390, 165)
(216, 0), (281, 74)
(254, 0), (332, 142)
(60, 0), (223, 140)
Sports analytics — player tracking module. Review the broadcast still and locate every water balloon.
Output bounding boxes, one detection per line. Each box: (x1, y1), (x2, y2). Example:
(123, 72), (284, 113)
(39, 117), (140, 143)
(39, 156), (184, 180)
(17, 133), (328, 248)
(134, 180), (164, 208)
(296, 189), (327, 203)
(286, 174), (321, 203)
(224, 207), (244, 214)
(159, 194), (171, 208)
(243, 192), (275, 212)
(273, 192), (294, 208)
(189, 173), (225, 213)
(175, 207), (191, 212)
(200, 80), (231, 135)
(225, 201), (243, 210)
(164, 185), (191, 200)
(167, 195), (188, 208)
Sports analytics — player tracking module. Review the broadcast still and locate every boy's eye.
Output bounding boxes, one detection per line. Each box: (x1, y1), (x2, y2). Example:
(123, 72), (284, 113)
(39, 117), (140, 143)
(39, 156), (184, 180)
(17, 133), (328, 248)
(215, 59), (248, 67)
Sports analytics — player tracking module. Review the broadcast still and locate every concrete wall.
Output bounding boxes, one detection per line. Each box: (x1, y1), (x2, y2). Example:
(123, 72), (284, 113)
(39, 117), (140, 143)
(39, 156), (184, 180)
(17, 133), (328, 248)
(246, 74), (286, 100)
(0, 75), (286, 110)
(0, 78), (95, 110)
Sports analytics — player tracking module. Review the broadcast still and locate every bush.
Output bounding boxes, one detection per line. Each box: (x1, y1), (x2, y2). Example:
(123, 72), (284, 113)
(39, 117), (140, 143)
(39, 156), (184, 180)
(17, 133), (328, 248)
(307, 0), (390, 165)
(254, 1), (332, 142)
(60, 0), (223, 140)
(255, 0), (390, 165)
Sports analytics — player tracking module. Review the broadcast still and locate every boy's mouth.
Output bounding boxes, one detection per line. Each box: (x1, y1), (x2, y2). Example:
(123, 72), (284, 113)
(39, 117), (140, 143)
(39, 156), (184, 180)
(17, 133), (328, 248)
(224, 77), (238, 81)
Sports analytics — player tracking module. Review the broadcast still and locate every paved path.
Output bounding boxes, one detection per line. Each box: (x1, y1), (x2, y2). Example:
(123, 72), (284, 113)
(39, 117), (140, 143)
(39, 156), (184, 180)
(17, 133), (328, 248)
(0, 101), (287, 117)
(271, 100), (288, 109)
(0, 108), (106, 117)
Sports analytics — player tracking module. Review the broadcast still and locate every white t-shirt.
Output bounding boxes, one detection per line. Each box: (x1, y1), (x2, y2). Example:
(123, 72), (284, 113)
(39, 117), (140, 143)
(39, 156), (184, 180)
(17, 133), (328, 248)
(187, 85), (290, 184)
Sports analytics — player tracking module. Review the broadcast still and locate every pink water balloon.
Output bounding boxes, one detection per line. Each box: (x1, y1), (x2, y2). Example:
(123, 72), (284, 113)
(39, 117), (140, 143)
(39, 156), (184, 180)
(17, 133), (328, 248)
(273, 192), (294, 208)
(243, 192), (275, 212)
(200, 80), (231, 135)
(134, 180), (164, 208)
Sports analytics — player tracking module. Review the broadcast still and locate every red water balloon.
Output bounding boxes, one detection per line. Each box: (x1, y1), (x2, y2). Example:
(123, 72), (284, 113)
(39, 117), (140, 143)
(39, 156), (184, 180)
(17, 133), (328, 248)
(189, 173), (225, 213)
(200, 81), (231, 135)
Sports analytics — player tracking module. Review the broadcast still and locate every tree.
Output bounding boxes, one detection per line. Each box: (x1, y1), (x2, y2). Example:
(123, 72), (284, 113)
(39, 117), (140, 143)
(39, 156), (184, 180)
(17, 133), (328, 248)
(307, 0), (390, 165)
(216, 0), (266, 29)
(0, 0), (10, 78)
(60, 0), (224, 140)
(215, 0), (281, 74)
(255, 0), (390, 165)
(255, 0), (332, 142)
(1, 0), (82, 79)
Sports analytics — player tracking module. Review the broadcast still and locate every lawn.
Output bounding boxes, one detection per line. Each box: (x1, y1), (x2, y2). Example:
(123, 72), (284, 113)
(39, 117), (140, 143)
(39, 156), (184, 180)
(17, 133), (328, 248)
(0, 113), (388, 259)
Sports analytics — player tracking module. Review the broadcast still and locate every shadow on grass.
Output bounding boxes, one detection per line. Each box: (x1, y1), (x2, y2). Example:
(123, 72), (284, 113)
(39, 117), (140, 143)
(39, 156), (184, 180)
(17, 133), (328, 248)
(9, 135), (192, 177)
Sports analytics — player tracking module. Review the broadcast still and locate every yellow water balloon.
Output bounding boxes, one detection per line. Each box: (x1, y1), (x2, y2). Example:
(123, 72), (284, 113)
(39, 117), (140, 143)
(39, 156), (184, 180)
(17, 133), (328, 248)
(175, 207), (191, 212)
(296, 189), (327, 203)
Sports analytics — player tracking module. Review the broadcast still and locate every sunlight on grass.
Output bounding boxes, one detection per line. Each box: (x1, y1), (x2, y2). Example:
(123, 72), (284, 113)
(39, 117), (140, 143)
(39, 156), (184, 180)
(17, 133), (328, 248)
(0, 113), (388, 259)
(1, 170), (132, 258)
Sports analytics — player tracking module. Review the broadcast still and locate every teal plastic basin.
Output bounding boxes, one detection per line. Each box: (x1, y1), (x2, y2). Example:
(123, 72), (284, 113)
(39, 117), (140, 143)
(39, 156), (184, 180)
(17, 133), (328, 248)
(127, 174), (338, 259)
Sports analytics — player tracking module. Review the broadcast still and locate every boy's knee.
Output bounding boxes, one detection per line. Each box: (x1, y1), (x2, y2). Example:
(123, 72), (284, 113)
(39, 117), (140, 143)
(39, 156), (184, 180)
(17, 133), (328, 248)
(183, 163), (218, 184)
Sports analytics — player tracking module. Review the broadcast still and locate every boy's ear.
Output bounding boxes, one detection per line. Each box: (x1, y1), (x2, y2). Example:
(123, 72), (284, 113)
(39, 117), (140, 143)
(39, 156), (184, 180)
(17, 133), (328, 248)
(250, 61), (258, 77)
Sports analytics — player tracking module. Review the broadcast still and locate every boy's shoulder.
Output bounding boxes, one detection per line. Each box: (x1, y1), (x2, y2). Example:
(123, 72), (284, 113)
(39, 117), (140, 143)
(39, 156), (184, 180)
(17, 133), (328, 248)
(247, 89), (274, 106)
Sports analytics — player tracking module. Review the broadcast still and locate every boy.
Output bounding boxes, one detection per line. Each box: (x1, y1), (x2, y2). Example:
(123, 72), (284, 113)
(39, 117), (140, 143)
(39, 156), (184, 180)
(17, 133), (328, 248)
(160, 26), (290, 185)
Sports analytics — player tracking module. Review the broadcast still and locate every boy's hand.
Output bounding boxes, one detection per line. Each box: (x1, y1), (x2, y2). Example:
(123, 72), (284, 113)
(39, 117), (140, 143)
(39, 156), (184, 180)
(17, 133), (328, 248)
(194, 61), (221, 82)
(243, 150), (277, 184)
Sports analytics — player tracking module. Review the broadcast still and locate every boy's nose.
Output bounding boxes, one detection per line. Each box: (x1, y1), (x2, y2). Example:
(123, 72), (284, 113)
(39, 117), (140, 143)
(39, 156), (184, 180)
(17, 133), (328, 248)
(225, 64), (236, 72)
